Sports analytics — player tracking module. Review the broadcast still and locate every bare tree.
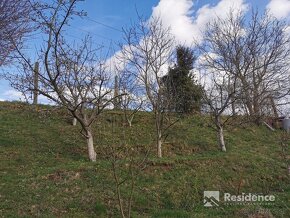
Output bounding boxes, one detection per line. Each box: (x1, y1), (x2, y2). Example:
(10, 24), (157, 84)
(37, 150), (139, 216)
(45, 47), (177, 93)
(202, 72), (237, 152)
(120, 16), (176, 158)
(94, 111), (150, 218)
(118, 69), (144, 127)
(5, 0), (121, 162)
(0, 0), (32, 66)
(108, 143), (149, 218)
(198, 10), (290, 124)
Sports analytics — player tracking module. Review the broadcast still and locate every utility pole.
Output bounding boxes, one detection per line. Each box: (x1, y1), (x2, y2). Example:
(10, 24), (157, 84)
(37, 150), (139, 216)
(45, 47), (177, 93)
(33, 62), (39, 105)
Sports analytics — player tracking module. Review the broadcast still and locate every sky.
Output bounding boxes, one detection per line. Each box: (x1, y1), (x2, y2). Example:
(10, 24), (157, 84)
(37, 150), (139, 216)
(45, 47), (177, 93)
(1, 0), (290, 102)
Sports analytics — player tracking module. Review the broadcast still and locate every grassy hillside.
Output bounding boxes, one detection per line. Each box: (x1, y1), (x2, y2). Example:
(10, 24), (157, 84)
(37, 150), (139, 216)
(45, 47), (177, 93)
(0, 101), (289, 217)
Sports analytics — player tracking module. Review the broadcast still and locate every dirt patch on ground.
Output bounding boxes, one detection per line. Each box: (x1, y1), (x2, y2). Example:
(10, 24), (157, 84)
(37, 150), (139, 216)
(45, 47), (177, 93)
(42, 170), (81, 182)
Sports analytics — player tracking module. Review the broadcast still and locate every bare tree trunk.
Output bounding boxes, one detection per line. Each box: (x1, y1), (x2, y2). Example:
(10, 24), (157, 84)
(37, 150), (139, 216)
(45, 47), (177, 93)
(155, 110), (163, 158)
(231, 101), (236, 115)
(216, 116), (226, 152)
(86, 129), (96, 162)
(270, 96), (279, 128)
(246, 101), (254, 117)
(33, 62), (39, 105)
(229, 79), (236, 115)
(242, 83), (254, 117)
(128, 119), (132, 127)
(218, 126), (226, 152)
(270, 96), (278, 118)
(253, 87), (263, 125)
(125, 113), (134, 128)
(112, 161), (126, 218)
(157, 132), (162, 158)
(72, 117), (77, 126)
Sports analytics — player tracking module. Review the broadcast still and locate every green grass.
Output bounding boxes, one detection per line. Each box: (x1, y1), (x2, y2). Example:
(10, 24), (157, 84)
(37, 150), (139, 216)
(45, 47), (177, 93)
(0, 101), (289, 217)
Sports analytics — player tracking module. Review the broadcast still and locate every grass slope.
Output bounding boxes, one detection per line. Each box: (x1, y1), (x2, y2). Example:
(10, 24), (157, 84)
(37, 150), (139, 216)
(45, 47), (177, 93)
(0, 102), (289, 217)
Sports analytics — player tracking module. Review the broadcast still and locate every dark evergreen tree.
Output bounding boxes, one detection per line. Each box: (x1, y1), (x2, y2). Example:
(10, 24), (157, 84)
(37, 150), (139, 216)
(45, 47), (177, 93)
(162, 46), (202, 113)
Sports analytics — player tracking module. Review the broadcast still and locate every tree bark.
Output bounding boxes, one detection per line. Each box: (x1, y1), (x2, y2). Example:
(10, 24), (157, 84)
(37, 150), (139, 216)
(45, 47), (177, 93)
(270, 96), (278, 128)
(270, 96), (278, 118)
(218, 126), (226, 152)
(231, 101), (236, 116)
(86, 129), (96, 162)
(157, 132), (162, 158)
(128, 119), (132, 127)
(155, 109), (163, 158)
(127, 115), (134, 127)
(33, 62), (39, 105)
(72, 117), (77, 126)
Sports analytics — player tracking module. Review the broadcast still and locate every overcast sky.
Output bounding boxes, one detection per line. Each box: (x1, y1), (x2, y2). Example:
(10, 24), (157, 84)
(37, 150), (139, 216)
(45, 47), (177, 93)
(1, 0), (290, 102)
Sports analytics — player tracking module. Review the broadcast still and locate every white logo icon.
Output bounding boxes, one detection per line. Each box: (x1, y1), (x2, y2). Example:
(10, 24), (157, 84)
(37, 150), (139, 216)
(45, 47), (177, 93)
(204, 191), (220, 207)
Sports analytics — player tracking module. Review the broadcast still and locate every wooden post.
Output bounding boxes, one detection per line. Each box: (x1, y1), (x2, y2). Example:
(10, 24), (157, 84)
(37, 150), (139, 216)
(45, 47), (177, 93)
(113, 75), (121, 109)
(33, 62), (39, 105)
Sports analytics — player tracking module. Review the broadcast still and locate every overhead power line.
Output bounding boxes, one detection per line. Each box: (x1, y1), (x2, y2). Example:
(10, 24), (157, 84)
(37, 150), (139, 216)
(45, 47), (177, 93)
(66, 33), (108, 48)
(68, 25), (113, 41)
(85, 17), (123, 32)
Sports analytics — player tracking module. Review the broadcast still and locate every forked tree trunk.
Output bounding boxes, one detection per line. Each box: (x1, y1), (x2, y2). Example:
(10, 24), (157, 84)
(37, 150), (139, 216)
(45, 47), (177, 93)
(86, 129), (96, 162)
(127, 115), (134, 127)
(128, 119), (132, 127)
(218, 127), (226, 152)
(72, 117), (77, 126)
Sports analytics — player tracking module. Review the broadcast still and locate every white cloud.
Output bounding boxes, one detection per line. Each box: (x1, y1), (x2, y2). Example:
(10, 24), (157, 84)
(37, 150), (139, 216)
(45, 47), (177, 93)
(104, 46), (130, 75)
(151, 0), (248, 45)
(1, 89), (54, 105)
(151, 0), (196, 46)
(3, 90), (25, 100)
(267, 0), (290, 19)
(105, 0), (249, 86)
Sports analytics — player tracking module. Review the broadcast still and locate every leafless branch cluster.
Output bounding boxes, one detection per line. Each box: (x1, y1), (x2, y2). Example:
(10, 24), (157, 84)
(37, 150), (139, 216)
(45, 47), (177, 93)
(197, 10), (290, 151)
(120, 16), (178, 158)
(5, 0), (122, 161)
(108, 143), (149, 218)
(0, 0), (33, 66)
(118, 70), (145, 127)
